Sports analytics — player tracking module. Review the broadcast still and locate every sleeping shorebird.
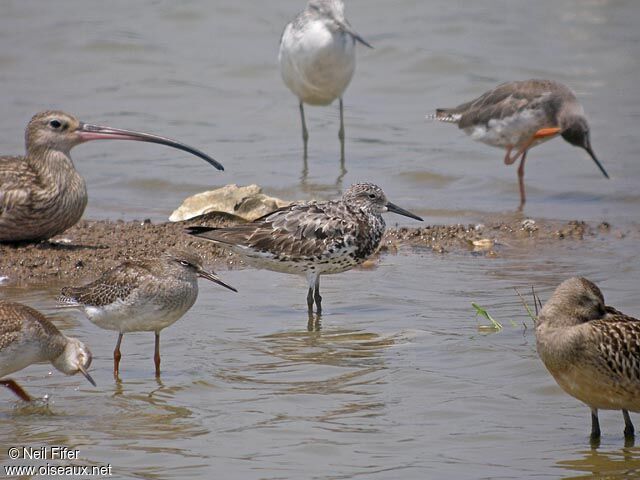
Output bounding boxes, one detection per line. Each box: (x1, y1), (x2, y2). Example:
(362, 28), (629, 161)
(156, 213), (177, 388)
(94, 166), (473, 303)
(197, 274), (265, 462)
(186, 183), (422, 317)
(430, 79), (609, 209)
(0, 110), (223, 243)
(0, 301), (95, 402)
(279, 0), (372, 158)
(58, 249), (236, 379)
(536, 277), (640, 442)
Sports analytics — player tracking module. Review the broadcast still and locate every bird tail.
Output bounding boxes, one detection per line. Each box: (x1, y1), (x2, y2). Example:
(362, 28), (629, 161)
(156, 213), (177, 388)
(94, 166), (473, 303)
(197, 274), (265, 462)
(426, 109), (461, 123)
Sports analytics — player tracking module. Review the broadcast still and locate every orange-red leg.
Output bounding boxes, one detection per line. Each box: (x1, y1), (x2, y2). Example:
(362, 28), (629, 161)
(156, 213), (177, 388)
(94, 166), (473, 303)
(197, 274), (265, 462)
(0, 379), (32, 402)
(504, 146), (516, 165)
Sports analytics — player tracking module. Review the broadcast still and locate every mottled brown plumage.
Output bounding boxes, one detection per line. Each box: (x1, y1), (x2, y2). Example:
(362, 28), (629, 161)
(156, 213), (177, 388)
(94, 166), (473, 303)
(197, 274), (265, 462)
(187, 183), (422, 316)
(536, 277), (640, 441)
(0, 301), (95, 401)
(0, 111), (222, 243)
(432, 79), (608, 209)
(58, 249), (236, 378)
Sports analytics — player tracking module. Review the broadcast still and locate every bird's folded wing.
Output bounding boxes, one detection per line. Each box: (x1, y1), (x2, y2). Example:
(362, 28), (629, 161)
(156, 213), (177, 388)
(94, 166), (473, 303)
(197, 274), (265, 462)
(455, 82), (553, 129)
(0, 157), (37, 216)
(191, 202), (356, 258)
(58, 262), (154, 307)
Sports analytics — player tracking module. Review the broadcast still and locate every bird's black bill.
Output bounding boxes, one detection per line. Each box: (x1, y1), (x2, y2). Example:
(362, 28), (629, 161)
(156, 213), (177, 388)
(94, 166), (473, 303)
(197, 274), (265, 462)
(585, 146), (609, 179)
(337, 21), (373, 49)
(352, 33), (373, 49)
(79, 366), (97, 387)
(198, 269), (238, 293)
(78, 123), (224, 171)
(385, 202), (423, 221)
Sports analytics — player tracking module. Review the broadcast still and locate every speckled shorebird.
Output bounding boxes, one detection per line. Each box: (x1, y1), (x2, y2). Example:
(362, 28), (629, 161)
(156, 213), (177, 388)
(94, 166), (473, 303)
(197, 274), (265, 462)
(0, 110), (223, 243)
(536, 277), (640, 442)
(58, 249), (236, 378)
(186, 183), (422, 315)
(0, 301), (95, 402)
(279, 0), (372, 156)
(430, 79), (609, 209)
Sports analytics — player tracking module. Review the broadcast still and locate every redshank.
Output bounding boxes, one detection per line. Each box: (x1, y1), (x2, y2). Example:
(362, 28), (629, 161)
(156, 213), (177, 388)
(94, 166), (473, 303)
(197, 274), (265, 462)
(431, 79), (609, 209)
(58, 249), (236, 379)
(0, 301), (95, 402)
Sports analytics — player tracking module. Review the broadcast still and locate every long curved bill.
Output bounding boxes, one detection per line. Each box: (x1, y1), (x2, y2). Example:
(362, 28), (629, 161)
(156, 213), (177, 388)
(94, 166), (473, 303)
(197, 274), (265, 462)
(77, 122), (224, 171)
(584, 145), (609, 179)
(385, 202), (423, 221)
(198, 268), (238, 292)
(78, 365), (97, 387)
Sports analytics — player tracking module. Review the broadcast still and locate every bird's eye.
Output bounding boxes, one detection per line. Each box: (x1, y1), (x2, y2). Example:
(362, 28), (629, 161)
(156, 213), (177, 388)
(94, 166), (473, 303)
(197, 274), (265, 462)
(368, 193), (376, 199)
(49, 119), (62, 129)
(179, 260), (191, 267)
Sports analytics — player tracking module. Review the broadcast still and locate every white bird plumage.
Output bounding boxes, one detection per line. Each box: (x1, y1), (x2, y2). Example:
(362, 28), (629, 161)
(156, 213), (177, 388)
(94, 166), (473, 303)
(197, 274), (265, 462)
(278, 0), (372, 155)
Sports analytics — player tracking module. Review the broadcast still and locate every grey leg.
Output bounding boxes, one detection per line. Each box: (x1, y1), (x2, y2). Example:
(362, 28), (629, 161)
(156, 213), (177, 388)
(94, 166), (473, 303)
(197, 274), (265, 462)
(591, 408), (601, 440)
(300, 101), (309, 152)
(314, 276), (322, 315)
(623, 409), (635, 438)
(338, 98), (345, 161)
(338, 97), (345, 141)
(307, 287), (314, 314)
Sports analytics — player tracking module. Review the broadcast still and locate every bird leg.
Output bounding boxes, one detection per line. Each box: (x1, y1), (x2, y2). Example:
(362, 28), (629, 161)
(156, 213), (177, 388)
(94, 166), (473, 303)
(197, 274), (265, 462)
(154, 332), (161, 378)
(307, 287), (314, 314)
(299, 101), (309, 143)
(339, 96), (346, 138)
(0, 379), (32, 402)
(504, 146), (517, 165)
(314, 277), (322, 316)
(339, 98), (346, 162)
(113, 333), (124, 379)
(591, 408), (601, 440)
(623, 409), (635, 438)
(517, 151), (528, 210)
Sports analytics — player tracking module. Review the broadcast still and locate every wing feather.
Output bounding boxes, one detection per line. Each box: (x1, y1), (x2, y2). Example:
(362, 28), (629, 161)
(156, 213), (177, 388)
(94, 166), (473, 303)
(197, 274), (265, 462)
(58, 261), (154, 307)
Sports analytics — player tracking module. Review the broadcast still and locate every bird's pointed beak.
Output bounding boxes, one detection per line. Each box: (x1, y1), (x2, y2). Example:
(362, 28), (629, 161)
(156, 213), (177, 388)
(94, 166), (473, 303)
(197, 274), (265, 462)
(78, 365), (97, 387)
(584, 144), (609, 179)
(336, 20), (373, 48)
(198, 268), (238, 292)
(76, 122), (224, 171)
(385, 202), (423, 221)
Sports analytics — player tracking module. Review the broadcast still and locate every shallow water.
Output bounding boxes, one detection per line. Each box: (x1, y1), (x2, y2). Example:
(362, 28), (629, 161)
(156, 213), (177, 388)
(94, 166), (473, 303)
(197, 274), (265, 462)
(1, 1), (640, 479)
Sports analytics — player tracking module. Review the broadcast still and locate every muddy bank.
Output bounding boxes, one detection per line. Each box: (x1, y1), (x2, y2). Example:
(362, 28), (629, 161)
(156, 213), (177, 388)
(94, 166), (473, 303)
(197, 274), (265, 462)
(0, 214), (634, 285)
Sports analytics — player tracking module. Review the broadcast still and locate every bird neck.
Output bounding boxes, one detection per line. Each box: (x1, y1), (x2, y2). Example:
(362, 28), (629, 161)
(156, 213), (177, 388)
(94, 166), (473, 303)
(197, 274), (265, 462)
(46, 334), (70, 367)
(27, 147), (83, 187)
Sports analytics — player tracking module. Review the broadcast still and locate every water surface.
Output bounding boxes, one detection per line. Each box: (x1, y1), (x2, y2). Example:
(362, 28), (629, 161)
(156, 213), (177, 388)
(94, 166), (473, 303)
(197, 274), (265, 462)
(1, 1), (640, 479)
